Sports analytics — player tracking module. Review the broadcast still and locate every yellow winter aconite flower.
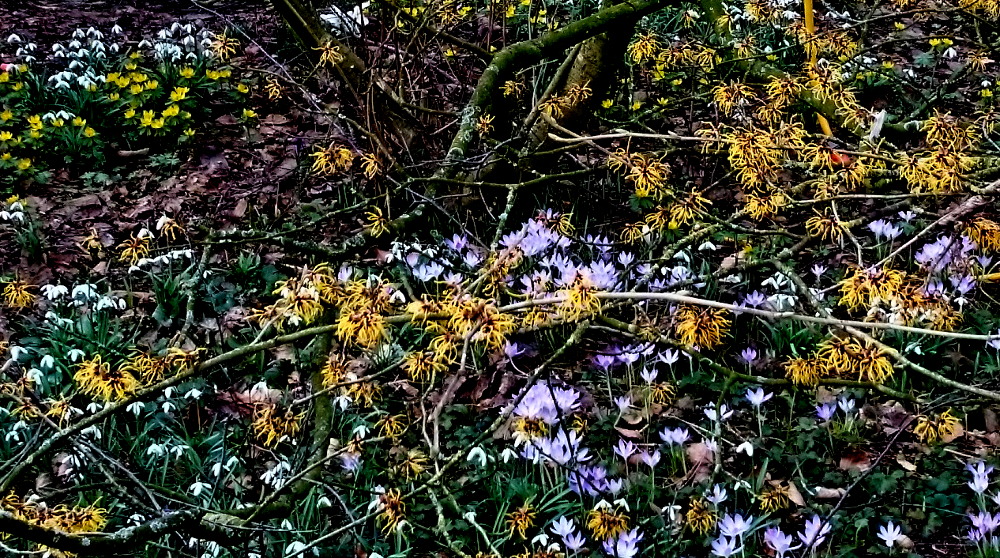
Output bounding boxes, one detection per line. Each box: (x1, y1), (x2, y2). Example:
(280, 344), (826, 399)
(674, 305), (730, 349)
(179, 66), (195, 79)
(2, 279), (36, 308)
(170, 86), (190, 102)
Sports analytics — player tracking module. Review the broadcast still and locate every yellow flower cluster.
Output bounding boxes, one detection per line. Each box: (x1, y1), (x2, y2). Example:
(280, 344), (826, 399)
(1, 493), (107, 540)
(674, 305), (730, 349)
(310, 143), (356, 175)
(251, 404), (304, 447)
(73, 354), (140, 401)
(248, 266), (334, 330)
(2, 279), (36, 309)
(608, 149), (671, 199)
(838, 266), (905, 310)
(587, 503), (630, 539)
(913, 409), (961, 444)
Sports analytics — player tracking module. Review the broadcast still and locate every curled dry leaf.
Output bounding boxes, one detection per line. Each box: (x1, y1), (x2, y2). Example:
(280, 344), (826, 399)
(686, 442), (713, 483)
(813, 486), (847, 499)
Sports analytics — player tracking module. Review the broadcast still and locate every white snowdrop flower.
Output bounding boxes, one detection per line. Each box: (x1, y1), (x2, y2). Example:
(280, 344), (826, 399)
(110, 43), (119, 53)
(184, 388), (203, 400)
(500, 447), (518, 463)
(225, 456), (240, 470)
(165, 386), (175, 398)
(41, 284), (68, 300)
(69, 60), (83, 70)
(7, 34), (22, 43)
(54, 50), (65, 58)
(73, 284), (98, 302)
(72, 28), (86, 39)
(39, 355), (55, 370)
(111, 24), (123, 34)
(25, 368), (44, 383)
(68, 39), (82, 50)
(128, 401), (145, 417)
(81, 425), (102, 440)
(171, 444), (190, 458)
(157, 29), (170, 40)
(737, 441), (754, 456)
(137, 228), (154, 239)
(75, 48), (88, 58)
(467, 446), (487, 467)
(185, 51), (199, 61)
(352, 424), (370, 438)
(698, 241), (718, 251)
(147, 444), (166, 457)
(128, 265), (143, 274)
(87, 27), (103, 39)
(532, 533), (550, 547)
(55, 80), (72, 89)
(10, 212), (24, 222)
(95, 296), (118, 311)
(129, 514), (146, 525)
(46, 311), (74, 329)
(209, 463), (224, 477)
(284, 541), (308, 556)
(86, 401), (103, 413)
(162, 401), (176, 413)
(10, 346), (26, 360)
(334, 395), (351, 411)
(201, 37), (214, 48)
(317, 496), (333, 508)
(5, 429), (20, 443)
(0, 211), (9, 220)
(189, 481), (212, 496)
(138, 39), (152, 48)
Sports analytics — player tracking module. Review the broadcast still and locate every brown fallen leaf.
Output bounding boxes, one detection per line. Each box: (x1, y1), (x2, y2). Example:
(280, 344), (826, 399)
(686, 442), (714, 483)
(786, 480), (806, 506)
(839, 448), (871, 472)
(814, 486), (847, 499)
(896, 454), (918, 472)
